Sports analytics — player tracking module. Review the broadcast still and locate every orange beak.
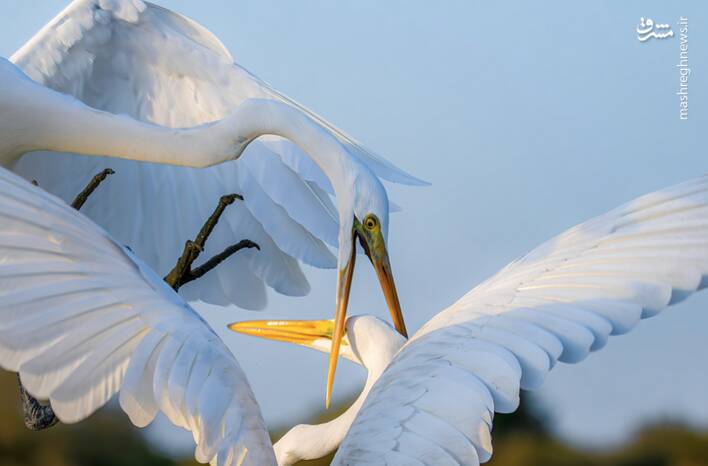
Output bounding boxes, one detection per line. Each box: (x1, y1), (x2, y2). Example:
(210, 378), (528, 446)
(325, 229), (406, 408)
(326, 235), (356, 409)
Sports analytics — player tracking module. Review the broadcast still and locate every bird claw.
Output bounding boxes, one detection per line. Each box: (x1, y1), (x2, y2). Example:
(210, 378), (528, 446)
(220, 193), (244, 205)
(242, 239), (260, 251)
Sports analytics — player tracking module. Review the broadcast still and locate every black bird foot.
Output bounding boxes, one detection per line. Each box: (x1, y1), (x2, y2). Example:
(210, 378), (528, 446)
(163, 194), (259, 291)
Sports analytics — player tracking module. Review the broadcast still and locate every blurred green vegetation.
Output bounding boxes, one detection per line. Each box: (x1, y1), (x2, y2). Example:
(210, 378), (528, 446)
(0, 371), (182, 466)
(0, 370), (706, 466)
(486, 393), (708, 466)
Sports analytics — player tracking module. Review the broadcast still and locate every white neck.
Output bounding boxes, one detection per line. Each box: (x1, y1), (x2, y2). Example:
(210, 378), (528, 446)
(273, 326), (405, 466)
(1, 60), (355, 199)
(273, 362), (385, 466)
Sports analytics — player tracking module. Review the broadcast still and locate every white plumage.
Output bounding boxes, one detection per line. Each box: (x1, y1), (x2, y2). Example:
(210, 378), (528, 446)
(5, 0), (424, 309)
(234, 175), (708, 465)
(335, 175), (708, 465)
(0, 166), (275, 465)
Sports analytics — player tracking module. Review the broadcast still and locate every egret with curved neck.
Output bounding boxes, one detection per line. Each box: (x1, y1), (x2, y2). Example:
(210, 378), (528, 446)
(0, 57), (407, 403)
(229, 316), (404, 465)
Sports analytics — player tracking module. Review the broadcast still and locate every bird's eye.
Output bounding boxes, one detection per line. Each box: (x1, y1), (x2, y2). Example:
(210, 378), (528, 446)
(364, 216), (377, 230)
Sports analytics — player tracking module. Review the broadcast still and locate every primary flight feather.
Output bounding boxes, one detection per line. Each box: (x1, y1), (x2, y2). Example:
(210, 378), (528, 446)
(232, 174), (708, 465)
(0, 166), (276, 465)
(3, 0), (423, 398)
(4, 0), (424, 313)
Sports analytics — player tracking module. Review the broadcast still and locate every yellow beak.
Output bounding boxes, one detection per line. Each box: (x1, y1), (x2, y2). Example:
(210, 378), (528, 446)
(230, 318), (358, 408)
(233, 226), (406, 410)
(371, 246), (407, 338)
(325, 230), (406, 408)
(327, 237), (356, 409)
(228, 319), (339, 349)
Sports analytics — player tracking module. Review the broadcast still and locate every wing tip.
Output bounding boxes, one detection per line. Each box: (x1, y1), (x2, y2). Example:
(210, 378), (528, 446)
(387, 173), (432, 187)
(377, 166), (431, 187)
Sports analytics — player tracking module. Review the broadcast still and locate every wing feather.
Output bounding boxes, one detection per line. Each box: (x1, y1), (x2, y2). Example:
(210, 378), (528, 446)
(335, 175), (708, 465)
(10, 0), (422, 308)
(0, 167), (275, 466)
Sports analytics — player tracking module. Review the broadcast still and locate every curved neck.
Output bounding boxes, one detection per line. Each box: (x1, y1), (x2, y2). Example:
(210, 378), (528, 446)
(220, 99), (355, 198)
(273, 332), (402, 466)
(3, 60), (358, 194)
(273, 366), (383, 466)
(0, 64), (214, 167)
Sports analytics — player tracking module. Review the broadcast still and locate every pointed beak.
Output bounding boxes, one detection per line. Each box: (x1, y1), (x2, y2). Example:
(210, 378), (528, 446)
(325, 228), (407, 409)
(370, 245), (407, 339)
(326, 237), (356, 408)
(228, 319), (337, 348)
(229, 318), (356, 409)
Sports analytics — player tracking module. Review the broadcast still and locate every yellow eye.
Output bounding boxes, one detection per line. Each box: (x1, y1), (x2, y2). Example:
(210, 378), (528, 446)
(364, 216), (377, 230)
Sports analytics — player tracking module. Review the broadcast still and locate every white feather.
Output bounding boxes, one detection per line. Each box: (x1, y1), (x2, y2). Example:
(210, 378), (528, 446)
(0, 166), (276, 466)
(8, 0), (422, 310)
(333, 175), (708, 466)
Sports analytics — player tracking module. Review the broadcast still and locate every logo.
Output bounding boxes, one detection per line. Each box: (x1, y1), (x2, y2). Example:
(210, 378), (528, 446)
(636, 17), (673, 42)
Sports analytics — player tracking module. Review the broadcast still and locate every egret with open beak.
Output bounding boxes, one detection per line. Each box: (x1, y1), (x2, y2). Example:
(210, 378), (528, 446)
(232, 213), (405, 409)
(328, 214), (406, 406)
(257, 149), (410, 407)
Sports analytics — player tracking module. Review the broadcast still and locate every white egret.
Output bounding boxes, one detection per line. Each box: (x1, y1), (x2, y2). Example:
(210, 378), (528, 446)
(5, 0), (422, 400)
(231, 175), (708, 465)
(0, 167), (279, 465)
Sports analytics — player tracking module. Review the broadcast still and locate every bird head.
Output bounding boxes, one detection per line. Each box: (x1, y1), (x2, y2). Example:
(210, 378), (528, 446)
(229, 315), (406, 466)
(228, 315), (405, 373)
(330, 170), (406, 407)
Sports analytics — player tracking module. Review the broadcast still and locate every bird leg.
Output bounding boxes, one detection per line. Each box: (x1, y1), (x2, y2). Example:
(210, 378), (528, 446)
(163, 194), (260, 291)
(17, 375), (58, 431)
(163, 240), (203, 290)
(188, 239), (260, 282)
(18, 168), (114, 431)
(71, 168), (115, 210)
(19, 183), (259, 430)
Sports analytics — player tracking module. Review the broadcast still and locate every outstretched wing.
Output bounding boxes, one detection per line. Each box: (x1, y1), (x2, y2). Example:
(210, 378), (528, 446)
(10, 0), (425, 309)
(335, 175), (708, 465)
(0, 167), (275, 466)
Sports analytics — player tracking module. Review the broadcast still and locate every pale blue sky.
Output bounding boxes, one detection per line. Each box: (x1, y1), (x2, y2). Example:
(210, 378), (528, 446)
(3, 0), (707, 454)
